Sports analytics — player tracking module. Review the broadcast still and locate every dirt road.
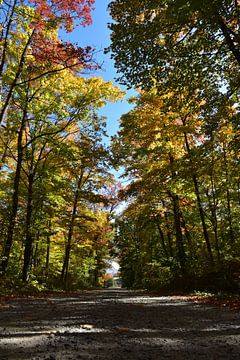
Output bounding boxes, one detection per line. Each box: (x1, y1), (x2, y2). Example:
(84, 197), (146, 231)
(0, 289), (239, 359)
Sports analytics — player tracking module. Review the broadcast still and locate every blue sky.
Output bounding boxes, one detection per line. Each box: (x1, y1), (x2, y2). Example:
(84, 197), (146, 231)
(62, 0), (135, 141)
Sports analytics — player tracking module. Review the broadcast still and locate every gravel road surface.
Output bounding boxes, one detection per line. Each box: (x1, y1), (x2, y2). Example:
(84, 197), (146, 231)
(0, 289), (239, 359)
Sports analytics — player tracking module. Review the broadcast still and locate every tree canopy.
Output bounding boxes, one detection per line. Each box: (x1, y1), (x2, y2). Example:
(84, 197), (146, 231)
(0, 0), (124, 291)
(109, 0), (240, 291)
(1, 0), (240, 293)
(108, 0), (239, 94)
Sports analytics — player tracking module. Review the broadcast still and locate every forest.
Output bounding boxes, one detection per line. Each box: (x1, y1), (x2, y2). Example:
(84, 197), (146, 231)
(0, 0), (240, 294)
(109, 0), (240, 291)
(0, 0), (123, 291)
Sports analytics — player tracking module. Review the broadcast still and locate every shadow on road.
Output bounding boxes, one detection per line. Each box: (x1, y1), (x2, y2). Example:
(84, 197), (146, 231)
(0, 289), (239, 359)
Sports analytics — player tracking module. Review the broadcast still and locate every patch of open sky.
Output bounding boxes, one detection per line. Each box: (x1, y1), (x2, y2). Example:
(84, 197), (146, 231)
(59, 0), (137, 146)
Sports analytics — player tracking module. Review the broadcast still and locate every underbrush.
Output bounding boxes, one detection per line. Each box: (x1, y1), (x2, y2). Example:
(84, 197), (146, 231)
(0, 273), (100, 296)
(122, 259), (240, 294)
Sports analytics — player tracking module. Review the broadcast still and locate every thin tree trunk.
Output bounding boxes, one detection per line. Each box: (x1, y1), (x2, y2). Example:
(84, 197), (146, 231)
(237, 180), (240, 207)
(218, 16), (240, 67)
(46, 221), (51, 272)
(155, 220), (168, 258)
(61, 170), (83, 284)
(206, 188), (220, 261)
(0, 0), (18, 78)
(22, 173), (34, 282)
(93, 244), (100, 286)
(0, 108), (27, 273)
(171, 193), (186, 273)
(33, 242), (38, 269)
(192, 173), (214, 262)
(0, 31), (34, 124)
(0, 136), (11, 171)
(163, 209), (174, 257)
(168, 154), (186, 273)
(183, 129), (214, 264)
(181, 215), (194, 258)
(209, 175), (220, 262)
(223, 146), (235, 243)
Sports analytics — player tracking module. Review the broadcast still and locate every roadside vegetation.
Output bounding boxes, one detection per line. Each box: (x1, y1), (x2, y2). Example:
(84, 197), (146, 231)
(109, 0), (240, 294)
(1, 1), (240, 299)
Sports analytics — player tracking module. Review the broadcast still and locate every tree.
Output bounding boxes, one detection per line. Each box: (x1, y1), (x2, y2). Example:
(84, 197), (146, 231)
(108, 0), (239, 94)
(112, 88), (240, 290)
(108, 0), (240, 291)
(0, 61), (123, 280)
(0, 0), (97, 275)
(0, 0), (95, 124)
(60, 126), (112, 285)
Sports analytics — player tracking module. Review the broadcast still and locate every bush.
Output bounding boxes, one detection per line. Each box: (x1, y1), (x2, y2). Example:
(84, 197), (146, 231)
(142, 262), (174, 290)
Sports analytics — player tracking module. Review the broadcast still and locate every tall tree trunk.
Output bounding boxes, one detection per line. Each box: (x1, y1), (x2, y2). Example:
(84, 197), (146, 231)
(207, 175), (220, 262)
(168, 154), (186, 273)
(238, 180), (240, 207)
(223, 146), (235, 243)
(22, 173), (34, 282)
(155, 220), (169, 258)
(45, 221), (51, 272)
(0, 109), (26, 273)
(33, 242), (38, 269)
(217, 15), (240, 67)
(61, 170), (83, 284)
(163, 206), (174, 257)
(0, 136), (11, 171)
(183, 129), (214, 264)
(171, 193), (186, 273)
(180, 215), (194, 258)
(93, 245), (100, 286)
(192, 173), (214, 262)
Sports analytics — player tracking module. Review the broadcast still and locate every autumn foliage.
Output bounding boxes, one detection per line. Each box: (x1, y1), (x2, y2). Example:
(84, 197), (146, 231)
(0, 0), (123, 290)
(109, 0), (240, 292)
